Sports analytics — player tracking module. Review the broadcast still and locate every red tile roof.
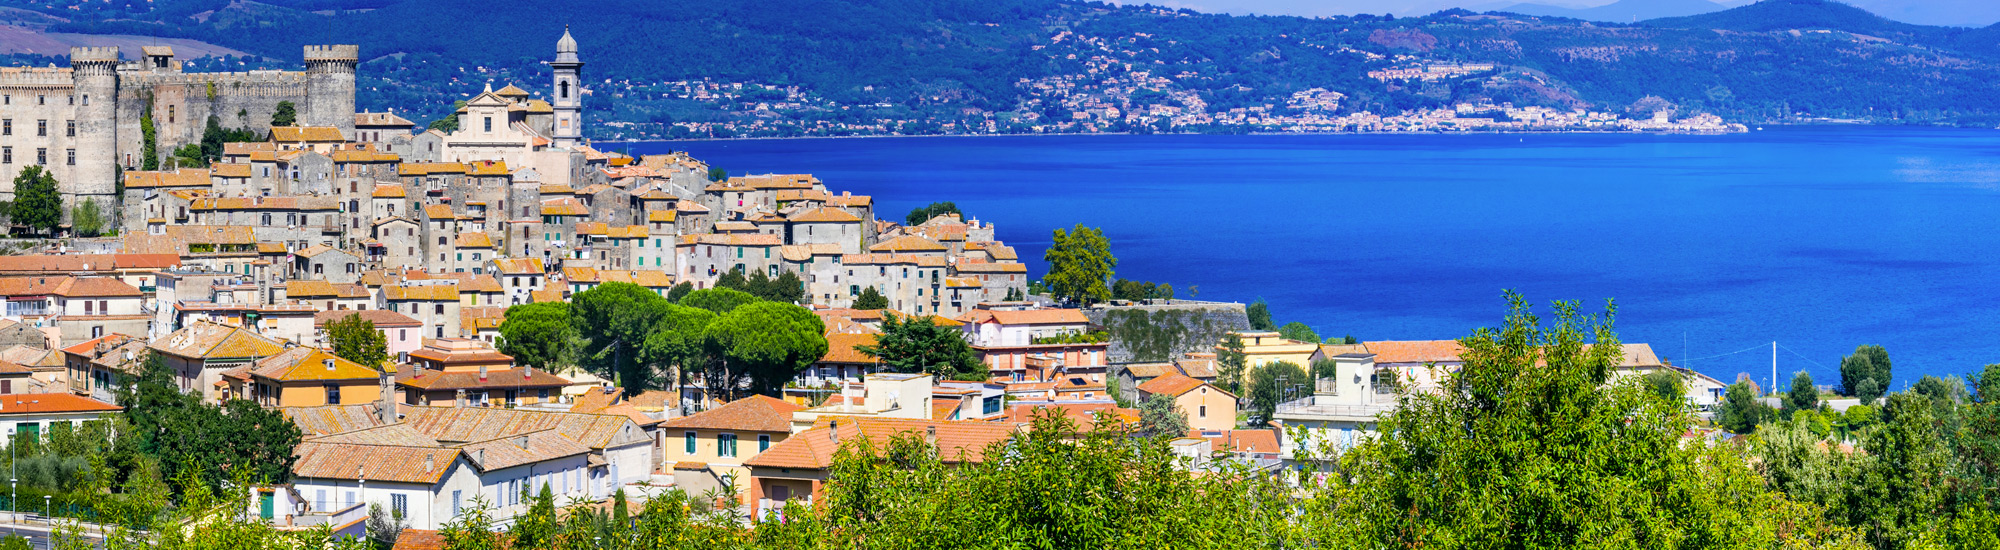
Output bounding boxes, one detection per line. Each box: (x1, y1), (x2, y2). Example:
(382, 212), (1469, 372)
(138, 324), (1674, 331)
(745, 417), (1017, 470)
(1136, 373), (1209, 398)
(0, 394), (120, 415)
(660, 395), (801, 433)
(1364, 340), (1465, 364)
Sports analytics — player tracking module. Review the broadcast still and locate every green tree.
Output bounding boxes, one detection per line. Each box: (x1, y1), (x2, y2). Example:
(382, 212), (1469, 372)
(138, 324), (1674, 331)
(438, 496), (498, 550)
(704, 301), (827, 399)
(707, 166), (728, 182)
(904, 201), (962, 226)
(852, 286), (889, 310)
(1137, 393), (1190, 438)
(365, 502), (405, 550)
(1840, 344), (1892, 402)
(570, 282), (670, 392)
(141, 104), (159, 171)
(508, 484), (559, 549)
(1217, 333), (1247, 394)
(681, 287), (759, 314)
(326, 313), (389, 369)
(1853, 392), (1955, 548)
(1324, 293), (1802, 547)
(498, 302), (576, 371)
(666, 282), (695, 303)
(639, 304), (720, 393)
(857, 313), (985, 381)
(1788, 371), (1819, 417)
(13, 165), (61, 236)
(1718, 379), (1773, 434)
(1247, 360), (1307, 426)
(1042, 224), (1116, 306)
(1277, 321), (1318, 343)
(271, 101), (298, 127)
(1245, 299), (1274, 331)
(1640, 370), (1685, 403)
(200, 115), (226, 163)
(428, 100), (465, 132)
(70, 198), (104, 238)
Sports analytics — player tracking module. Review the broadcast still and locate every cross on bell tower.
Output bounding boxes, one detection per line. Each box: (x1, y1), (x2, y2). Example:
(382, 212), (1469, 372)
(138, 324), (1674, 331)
(551, 26), (585, 148)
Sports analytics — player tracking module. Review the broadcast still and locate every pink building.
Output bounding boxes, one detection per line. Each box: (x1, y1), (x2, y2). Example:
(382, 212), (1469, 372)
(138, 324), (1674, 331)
(313, 309), (424, 362)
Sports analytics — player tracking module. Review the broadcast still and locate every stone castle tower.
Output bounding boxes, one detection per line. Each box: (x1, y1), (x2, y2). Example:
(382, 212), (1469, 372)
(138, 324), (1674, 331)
(551, 27), (584, 148)
(0, 44), (358, 221)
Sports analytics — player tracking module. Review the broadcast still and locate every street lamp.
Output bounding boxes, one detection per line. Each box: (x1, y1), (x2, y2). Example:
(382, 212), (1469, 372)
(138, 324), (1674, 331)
(42, 494), (48, 518)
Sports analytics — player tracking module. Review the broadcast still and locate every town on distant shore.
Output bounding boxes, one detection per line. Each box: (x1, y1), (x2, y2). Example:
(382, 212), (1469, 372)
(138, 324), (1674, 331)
(0, 24), (1981, 550)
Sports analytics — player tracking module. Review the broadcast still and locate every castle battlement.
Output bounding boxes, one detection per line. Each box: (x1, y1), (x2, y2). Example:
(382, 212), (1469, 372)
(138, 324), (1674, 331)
(69, 46), (120, 64)
(303, 45), (360, 62)
(122, 71), (309, 87)
(0, 68), (78, 88)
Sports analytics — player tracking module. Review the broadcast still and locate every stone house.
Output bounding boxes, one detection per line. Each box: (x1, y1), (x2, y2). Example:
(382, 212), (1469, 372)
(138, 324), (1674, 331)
(1136, 373), (1237, 432)
(293, 245), (362, 284)
(659, 395), (803, 501)
(150, 320), (288, 403)
(382, 283), (461, 340)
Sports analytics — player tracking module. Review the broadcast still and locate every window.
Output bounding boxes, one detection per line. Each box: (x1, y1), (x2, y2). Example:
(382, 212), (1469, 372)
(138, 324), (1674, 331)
(168, 105), (175, 123)
(758, 434), (771, 452)
(483, 117), (493, 132)
(1198, 405), (1207, 418)
(684, 431), (696, 454)
(434, 304), (444, 315)
(324, 383), (342, 403)
(35, 148), (44, 165)
(2, 119), (9, 135)
(453, 490), (463, 515)
(2, 147), (9, 164)
(391, 494), (407, 519)
(64, 149), (72, 166)
(64, 120), (73, 137)
(36, 119), (45, 137)
(718, 433), (738, 457)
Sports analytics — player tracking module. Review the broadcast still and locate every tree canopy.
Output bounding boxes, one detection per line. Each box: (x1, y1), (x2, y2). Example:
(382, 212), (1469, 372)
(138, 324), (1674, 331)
(498, 302), (577, 371)
(271, 101), (298, 127)
(640, 303), (721, 394)
(704, 301), (828, 399)
(1840, 344), (1892, 403)
(851, 286), (889, 310)
(857, 313), (986, 381)
(1247, 360), (1307, 426)
(326, 313), (389, 369)
(1043, 224), (1115, 306)
(12, 165), (60, 236)
(569, 282), (670, 392)
(682, 287), (760, 314)
(904, 201), (962, 226)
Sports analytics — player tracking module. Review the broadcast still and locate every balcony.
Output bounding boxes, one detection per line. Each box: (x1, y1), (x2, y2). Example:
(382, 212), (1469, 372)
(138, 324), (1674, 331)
(1274, 395), (1395, 421)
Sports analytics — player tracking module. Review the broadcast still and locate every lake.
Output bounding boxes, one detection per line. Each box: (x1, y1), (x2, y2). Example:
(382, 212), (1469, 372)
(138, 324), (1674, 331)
(625, 127), (2000, 391)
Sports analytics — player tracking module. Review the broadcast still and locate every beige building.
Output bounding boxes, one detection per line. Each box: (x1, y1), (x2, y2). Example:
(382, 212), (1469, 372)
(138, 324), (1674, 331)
(1222, 331), (1319, 368)
(1136, 373), (1237, 432)
(659, 395), (803, 499)
(236, 347), (385, 408)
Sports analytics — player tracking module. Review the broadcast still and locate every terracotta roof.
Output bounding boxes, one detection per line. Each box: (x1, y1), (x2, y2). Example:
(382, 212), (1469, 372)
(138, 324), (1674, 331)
(123, 168), (212, 188)
(401, 407), (640, 450)
(455, 233), (494, 248)
(659, 395), (801, 433)
(280, 404), (388, 436)
(293, 442), (459, 483)
(371, 184), (407, 198)
(0, 394), (120, 415)
(746, 418), (1016, 470)
(270, 126), (345, 143)
(356, 112), (416, 128)
(868, 235), (948, 253)
(1121, 363), (1178, 380)
(1004, 402), (1138, 427)
(1364, 340), (1465, 364)
(308, 424), (440, 447)
(1198, 429), (1282, 454)
(952, 262), (1028, 274)
(490, 258), (544, 275)
(0, 254), (178, 274)
(251, 348), (380, 382)
(646, 210), (677, 223)
(820, 333), (880, 365)
(396, 366), (569, 392)
(541, 198), (588, 217)
(391, 530), (445, 550)
(152, 321), (286, 360)
(1136, 373), (1212, 398)
(459, 429), (591, 471)
(384, 284), (459, 301)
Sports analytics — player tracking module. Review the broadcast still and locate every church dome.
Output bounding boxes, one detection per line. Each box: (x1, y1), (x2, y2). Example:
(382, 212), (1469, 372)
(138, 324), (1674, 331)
(557, 27), (578, 54)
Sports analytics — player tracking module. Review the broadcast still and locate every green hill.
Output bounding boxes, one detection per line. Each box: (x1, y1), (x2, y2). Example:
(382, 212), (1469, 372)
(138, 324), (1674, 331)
(11, 0), (2000, 136)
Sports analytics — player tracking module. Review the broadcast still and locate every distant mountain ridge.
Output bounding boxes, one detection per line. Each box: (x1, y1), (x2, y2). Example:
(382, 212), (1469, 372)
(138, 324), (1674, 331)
(1501, 0), (1729, 23)
(3, 0), (2000, 136)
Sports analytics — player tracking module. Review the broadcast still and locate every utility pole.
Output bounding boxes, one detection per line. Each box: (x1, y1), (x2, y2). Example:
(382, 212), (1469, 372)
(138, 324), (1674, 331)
(1771, 341), (1777, 396)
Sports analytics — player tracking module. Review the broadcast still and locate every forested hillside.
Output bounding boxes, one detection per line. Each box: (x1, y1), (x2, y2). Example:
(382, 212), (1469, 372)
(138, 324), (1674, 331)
(6, 0), (2000, 137)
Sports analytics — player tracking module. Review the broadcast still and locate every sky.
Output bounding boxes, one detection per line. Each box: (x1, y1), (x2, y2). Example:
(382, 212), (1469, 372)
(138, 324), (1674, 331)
(1133, 0), (2000, 27)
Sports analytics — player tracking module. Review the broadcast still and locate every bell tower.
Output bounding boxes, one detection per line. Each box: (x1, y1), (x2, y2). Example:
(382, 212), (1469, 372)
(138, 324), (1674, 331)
(551, 27), (584, 148)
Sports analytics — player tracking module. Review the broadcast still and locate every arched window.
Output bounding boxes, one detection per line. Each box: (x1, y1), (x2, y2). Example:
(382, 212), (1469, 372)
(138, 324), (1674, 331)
(560, 81), (569, 99)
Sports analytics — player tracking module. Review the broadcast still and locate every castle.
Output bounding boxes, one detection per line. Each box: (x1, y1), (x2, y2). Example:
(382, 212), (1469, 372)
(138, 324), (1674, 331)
(0, 43), (359, 219)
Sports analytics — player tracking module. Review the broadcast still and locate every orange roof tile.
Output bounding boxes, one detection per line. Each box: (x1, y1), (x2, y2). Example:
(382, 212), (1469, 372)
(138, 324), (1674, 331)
(746, 418), (1017, 470)
(660, 395), (801, 433)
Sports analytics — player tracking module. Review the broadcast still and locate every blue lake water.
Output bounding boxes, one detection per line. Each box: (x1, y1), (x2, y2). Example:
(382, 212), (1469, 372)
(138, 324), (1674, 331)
(627, 127), (2000, 391)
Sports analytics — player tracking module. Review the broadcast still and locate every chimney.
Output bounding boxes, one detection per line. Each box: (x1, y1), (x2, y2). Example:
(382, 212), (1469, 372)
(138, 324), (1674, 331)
(478, 364), (487, 380)
(455, 389), (466, 407)
(924, 425), (938, 448)
(423, 455), (433, 471)
(827, 420), (838, 442)
(324, 358), (335, 371)
(378, 371), (396, 424)
(514, 435), (529, 449)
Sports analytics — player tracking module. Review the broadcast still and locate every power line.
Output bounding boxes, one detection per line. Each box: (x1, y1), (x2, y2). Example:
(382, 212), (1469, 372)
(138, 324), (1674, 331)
(1672, 343), (1770, 365)
(1775, 342), (1832, 371)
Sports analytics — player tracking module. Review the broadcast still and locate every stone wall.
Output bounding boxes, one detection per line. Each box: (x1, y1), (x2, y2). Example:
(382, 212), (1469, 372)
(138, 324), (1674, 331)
(1086, 300), (1251, 364)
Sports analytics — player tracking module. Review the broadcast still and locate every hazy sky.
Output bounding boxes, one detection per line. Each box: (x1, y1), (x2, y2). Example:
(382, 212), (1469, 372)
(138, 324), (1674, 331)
(1143, 0), (2000, 27)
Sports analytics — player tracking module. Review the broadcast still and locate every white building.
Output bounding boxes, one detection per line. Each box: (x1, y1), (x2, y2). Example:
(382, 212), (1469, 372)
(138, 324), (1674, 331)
(0, 393), (121, 447)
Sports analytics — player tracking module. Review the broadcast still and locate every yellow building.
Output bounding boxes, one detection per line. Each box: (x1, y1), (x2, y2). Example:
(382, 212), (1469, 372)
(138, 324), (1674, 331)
(241, 348), (384, 408)
(1137, 373), (1238, 431)
(1220, 331), (1319, 368)
(659, 395), (804, 498)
